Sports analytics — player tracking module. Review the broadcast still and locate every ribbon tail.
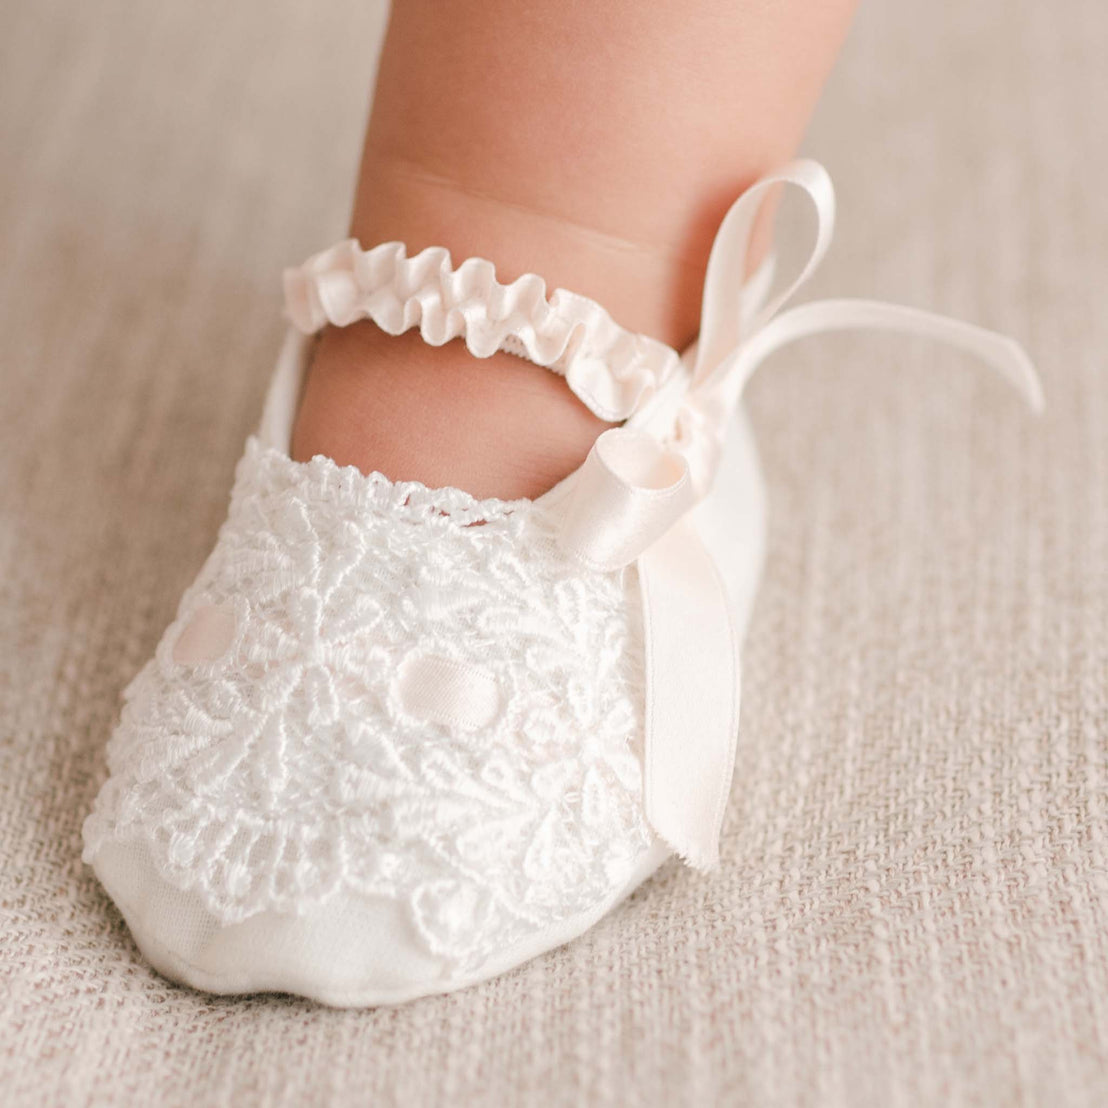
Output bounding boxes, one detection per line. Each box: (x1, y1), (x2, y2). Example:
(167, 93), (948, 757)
(639, 515), (740, 870)
(712, 298), (1045, 414)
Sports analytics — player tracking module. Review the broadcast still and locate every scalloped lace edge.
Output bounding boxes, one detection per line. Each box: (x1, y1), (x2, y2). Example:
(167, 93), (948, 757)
(247, 436), (533, 527)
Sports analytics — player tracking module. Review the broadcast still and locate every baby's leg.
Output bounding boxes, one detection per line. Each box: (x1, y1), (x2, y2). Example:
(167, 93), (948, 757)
(291, 0), (857, 499)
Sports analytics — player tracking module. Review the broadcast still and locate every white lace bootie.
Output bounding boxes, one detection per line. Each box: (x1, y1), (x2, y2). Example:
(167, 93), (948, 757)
(83, 161), (1042, 1006)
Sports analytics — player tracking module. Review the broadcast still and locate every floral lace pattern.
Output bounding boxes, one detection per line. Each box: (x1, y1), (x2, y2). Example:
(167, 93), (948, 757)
(82, 439), (652, 969)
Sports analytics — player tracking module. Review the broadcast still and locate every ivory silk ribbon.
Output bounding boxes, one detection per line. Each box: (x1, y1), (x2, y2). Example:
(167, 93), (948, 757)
(554, 159), (1044, 870)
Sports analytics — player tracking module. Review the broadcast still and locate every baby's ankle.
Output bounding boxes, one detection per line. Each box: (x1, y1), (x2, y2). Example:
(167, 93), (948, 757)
(290, 157), (720, 499)
(290, 324), (612, 501)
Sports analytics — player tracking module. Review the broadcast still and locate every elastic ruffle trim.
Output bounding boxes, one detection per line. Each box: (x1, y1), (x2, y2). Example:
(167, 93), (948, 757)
(283, 239), (683, 423)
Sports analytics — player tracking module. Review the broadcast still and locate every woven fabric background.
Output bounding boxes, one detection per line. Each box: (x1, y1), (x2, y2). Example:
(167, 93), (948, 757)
(2, 1), (1105, 1104)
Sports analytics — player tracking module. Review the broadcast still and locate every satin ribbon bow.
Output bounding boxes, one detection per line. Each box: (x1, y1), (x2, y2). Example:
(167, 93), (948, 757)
(551, 159), (1044, 869)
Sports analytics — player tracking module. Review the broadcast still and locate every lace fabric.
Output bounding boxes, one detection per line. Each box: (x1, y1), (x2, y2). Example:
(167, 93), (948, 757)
(82, 440), (652, 970)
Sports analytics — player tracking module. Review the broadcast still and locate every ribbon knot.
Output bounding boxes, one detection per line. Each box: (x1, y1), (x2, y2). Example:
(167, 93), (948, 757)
(557, 429), (695, 572)
(553, 159), (1043, 869)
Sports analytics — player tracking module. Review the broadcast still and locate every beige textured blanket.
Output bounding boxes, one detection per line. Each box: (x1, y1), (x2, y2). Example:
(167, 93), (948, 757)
(2, 1), (1105, 1104)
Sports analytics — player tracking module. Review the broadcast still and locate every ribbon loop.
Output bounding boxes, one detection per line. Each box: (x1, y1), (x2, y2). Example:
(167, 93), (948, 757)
(695, 160), (836, 389)
(558, 428), (695, 572)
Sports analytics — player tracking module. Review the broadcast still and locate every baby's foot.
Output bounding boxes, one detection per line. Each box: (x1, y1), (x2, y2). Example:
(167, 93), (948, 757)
(82, 159), (1040, 1008)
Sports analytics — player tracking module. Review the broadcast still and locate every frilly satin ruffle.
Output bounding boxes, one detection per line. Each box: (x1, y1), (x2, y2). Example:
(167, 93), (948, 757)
(282, 240), (683, 423)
